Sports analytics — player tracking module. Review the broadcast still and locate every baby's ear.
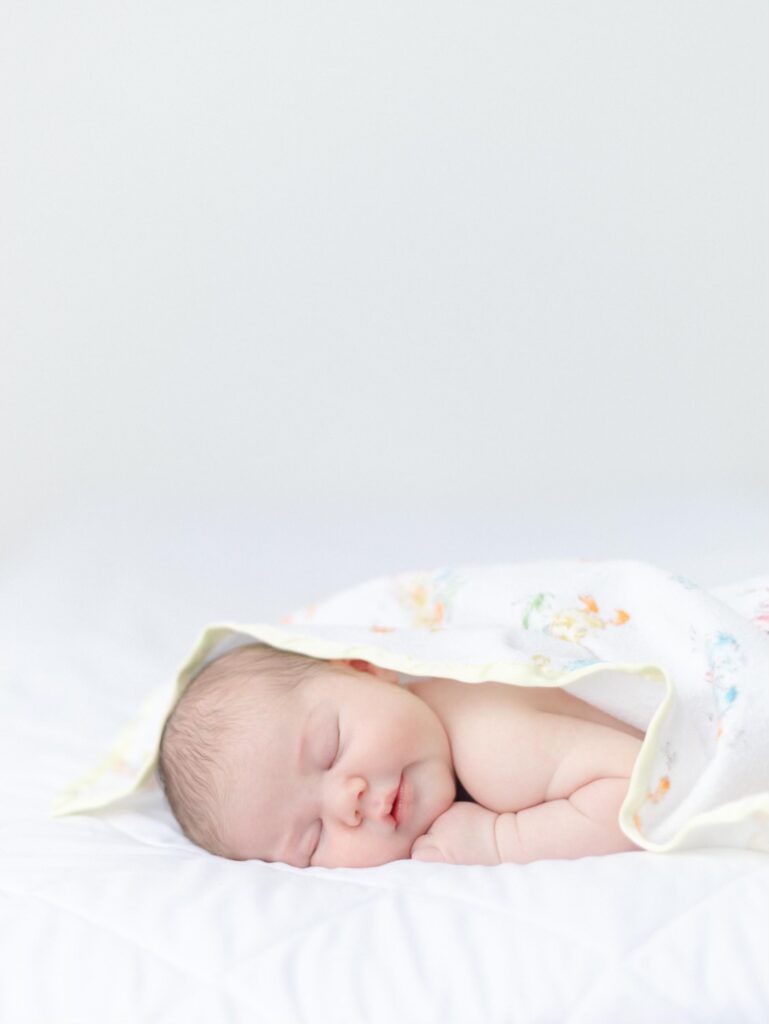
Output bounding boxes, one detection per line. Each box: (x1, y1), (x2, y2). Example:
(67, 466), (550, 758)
(331, 658), (400, 685)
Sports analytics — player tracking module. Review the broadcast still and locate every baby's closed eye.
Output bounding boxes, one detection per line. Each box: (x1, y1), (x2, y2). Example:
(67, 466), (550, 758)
(309, 719), (342, 861)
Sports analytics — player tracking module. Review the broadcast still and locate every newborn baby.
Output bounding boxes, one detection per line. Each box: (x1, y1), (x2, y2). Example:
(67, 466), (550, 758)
(158, 642), (645, 867)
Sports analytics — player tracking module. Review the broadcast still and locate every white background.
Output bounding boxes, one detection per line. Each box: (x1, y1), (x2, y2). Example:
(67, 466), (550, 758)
(3, 1), (767, 610)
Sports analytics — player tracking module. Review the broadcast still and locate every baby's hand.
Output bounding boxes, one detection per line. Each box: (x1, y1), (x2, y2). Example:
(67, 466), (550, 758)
(410, 801), (500, 865)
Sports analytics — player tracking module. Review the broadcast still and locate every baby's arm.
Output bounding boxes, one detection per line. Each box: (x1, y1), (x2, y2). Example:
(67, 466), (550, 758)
(409, 678), (644, 865)
(493, 777), (640, 862)
(412, 778), (639, 865)
(411, 677), (643, 815)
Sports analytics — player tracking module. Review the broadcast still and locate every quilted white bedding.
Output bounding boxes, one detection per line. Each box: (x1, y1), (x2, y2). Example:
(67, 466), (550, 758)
(3, 508), (768, 1023)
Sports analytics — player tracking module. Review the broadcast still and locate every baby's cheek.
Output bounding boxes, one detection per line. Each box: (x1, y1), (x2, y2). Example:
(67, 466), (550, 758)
(322, 829), (412, 868)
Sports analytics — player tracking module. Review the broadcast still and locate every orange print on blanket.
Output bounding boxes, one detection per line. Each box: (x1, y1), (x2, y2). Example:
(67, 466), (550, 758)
(646, 776), (670, 804)
(632, 776), (671, 837)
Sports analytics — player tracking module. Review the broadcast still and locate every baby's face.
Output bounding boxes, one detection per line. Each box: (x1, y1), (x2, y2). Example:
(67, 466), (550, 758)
(219, 660), (456, 867)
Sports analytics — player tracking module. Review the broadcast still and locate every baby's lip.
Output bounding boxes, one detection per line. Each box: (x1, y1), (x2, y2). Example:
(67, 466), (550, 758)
(386, 776), (402, 819)
(389, 773), (408, 827)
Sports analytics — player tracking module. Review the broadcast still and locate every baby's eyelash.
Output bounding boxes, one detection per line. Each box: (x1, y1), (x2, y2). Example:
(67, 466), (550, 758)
(330, 722), (341, 766)
(311, 723), (340, 862)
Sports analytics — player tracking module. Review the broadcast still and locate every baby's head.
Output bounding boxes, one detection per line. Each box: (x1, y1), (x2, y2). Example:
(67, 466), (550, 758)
(158, 643), (456, 867)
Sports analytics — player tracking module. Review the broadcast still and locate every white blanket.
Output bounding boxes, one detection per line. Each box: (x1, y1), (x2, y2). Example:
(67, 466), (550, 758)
(53, 559), (769, 855)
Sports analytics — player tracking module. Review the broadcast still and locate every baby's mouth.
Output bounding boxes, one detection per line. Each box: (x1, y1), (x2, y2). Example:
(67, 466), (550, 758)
(390, 773), (406, 826)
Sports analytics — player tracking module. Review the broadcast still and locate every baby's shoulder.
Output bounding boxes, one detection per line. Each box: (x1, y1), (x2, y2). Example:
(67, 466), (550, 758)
(407, 677), (643, 813)
(407, 676), (537, 739)
(408, 678), (549, 811)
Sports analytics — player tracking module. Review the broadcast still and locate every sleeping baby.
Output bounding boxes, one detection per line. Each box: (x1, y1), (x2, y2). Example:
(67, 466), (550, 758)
(157, 642), (645, 867)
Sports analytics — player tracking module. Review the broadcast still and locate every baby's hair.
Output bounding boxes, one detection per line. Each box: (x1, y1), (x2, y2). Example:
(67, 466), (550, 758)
(157, 642), (331, 858)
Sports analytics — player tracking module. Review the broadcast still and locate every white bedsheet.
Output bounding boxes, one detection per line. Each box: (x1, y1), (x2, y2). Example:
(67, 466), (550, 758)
(3, 506), (768, 1023)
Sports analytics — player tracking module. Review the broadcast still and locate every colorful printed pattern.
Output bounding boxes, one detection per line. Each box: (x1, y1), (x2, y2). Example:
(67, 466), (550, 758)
(520, 592), (631, 645)
(394, 568), (464, 630)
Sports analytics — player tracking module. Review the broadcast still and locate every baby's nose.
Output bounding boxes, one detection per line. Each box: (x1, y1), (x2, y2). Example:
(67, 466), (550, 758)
(338, 776), (366, 827)
(340, 777), (395, 826)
